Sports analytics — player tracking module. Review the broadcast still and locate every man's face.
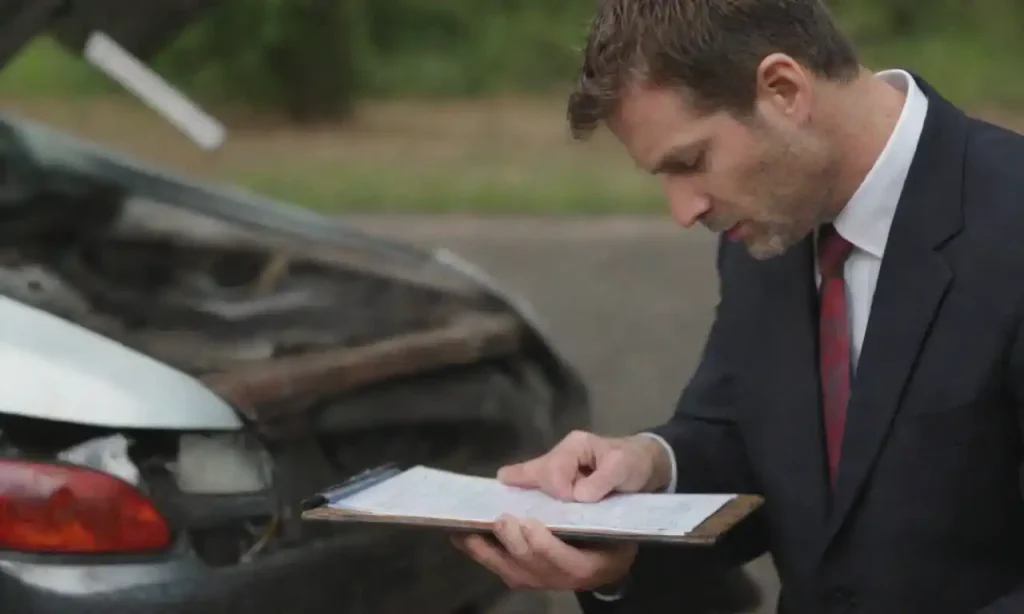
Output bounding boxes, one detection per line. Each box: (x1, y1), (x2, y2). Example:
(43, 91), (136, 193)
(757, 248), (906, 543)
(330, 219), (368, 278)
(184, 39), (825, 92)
(607, 80), (840, 260)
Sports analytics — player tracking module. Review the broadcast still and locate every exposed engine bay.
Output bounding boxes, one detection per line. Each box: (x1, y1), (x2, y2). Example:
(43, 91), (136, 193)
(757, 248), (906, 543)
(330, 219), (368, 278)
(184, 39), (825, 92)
(0, 126), (549, 426)
(0, 183), (515, 386)
(0, 199), (490, 374)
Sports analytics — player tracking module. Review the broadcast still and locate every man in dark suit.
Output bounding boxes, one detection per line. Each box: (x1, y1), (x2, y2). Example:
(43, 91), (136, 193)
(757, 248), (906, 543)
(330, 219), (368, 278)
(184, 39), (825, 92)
(450, 0), (1024, 612)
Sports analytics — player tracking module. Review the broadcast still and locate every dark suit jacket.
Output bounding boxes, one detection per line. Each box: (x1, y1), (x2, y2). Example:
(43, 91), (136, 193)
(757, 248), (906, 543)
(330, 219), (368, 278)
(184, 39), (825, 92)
(578, 74), (1024, 614)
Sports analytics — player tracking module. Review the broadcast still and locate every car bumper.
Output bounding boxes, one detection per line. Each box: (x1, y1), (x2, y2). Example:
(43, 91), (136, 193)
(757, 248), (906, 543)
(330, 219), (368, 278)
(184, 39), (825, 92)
(1, 527), (506, 614)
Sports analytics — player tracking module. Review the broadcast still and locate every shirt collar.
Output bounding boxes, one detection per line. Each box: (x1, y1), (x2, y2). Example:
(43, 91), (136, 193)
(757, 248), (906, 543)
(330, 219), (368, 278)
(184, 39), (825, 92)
(832, 69), (929, 258)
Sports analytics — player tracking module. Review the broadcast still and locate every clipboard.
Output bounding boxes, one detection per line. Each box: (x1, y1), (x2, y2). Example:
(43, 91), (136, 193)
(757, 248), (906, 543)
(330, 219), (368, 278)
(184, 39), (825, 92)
(301, 463), (764, 546)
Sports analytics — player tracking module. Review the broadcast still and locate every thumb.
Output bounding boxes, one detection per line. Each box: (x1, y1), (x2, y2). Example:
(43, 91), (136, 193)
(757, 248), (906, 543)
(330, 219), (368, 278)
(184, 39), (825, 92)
(497, 457), (543, 488)
(572, 448), (629, 503)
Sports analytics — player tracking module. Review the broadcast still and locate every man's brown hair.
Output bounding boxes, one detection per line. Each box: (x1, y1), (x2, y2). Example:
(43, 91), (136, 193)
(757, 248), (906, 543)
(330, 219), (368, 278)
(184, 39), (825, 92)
(567, 0), (861, 139)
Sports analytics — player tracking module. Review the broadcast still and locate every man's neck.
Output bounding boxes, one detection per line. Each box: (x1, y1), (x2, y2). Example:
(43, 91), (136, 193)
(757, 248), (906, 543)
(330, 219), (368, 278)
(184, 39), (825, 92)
(819, 68), (909, 219)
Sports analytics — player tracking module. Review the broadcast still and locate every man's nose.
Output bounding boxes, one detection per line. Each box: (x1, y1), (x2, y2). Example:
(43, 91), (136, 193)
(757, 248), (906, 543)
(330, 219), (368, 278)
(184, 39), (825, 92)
(663, 178), (710, 228)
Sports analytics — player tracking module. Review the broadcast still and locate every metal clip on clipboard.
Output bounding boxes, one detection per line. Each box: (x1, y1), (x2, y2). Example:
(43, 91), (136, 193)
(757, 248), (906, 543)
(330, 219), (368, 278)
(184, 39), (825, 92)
(301, 463), (403, 511)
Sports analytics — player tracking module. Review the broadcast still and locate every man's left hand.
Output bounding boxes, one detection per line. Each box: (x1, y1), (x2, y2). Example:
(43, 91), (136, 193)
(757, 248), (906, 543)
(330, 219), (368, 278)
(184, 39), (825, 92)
(451, 514), (638, 591)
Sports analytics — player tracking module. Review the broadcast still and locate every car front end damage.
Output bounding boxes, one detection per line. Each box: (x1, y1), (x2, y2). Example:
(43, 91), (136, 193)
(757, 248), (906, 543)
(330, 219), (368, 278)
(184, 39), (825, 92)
(0, 109), (590, 613)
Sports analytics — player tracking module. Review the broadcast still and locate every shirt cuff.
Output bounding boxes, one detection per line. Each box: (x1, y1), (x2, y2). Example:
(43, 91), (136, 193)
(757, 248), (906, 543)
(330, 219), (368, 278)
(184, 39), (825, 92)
(636, 432), (678, 493)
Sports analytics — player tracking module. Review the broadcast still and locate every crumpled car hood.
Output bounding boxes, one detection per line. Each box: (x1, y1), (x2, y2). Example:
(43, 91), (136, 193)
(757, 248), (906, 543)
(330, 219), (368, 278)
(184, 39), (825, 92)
(0, 114), (584, 432)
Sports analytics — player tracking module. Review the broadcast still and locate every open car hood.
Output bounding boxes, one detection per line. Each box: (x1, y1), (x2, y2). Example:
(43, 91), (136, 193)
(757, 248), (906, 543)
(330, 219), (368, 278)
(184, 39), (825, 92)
(0, 0), (217, 72)
(0, 112), (530, 307)
(0, 103), (587, 433)
(0, 111), (587, 430)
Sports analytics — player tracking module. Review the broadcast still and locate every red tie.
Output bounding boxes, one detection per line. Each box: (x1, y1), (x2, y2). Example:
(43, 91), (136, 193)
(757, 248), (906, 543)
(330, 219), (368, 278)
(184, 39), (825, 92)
(818, 224), (854, 486)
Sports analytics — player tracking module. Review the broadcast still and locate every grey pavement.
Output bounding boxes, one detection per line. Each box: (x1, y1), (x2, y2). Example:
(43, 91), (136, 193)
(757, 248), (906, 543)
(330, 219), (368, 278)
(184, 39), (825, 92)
(341, 214), (781, 614)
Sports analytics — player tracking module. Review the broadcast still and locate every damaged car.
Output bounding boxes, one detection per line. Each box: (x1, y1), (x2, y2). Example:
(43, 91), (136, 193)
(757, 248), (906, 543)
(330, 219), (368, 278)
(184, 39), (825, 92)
(0, 2), (764, 613)
(0, 116), (590, 613)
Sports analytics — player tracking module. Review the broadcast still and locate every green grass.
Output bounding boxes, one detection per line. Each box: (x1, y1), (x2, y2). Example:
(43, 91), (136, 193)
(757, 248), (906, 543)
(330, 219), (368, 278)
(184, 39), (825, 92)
(219, 112), (666, 214)
(235, 163), (661, 214)
(0, 93), (665, 215)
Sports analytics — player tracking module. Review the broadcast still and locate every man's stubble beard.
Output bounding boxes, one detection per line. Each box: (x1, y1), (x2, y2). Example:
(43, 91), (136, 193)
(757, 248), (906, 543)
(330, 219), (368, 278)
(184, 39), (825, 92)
(742, 214), (810, 260)
(742, 135), (842, 261)
(743, 184), (838, 261)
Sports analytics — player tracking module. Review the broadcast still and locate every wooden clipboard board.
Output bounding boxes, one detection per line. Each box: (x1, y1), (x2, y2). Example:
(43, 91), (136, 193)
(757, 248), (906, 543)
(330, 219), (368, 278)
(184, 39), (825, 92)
(303, 492), (763, 546)
(300, 463), (764, 546)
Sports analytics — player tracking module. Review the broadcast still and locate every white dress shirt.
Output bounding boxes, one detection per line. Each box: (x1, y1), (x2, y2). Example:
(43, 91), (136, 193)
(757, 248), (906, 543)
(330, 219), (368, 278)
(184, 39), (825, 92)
(594, 69), (929, 602)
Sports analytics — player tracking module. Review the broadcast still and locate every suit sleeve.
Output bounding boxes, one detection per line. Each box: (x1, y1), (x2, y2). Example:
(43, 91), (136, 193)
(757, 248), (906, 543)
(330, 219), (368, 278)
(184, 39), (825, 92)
(975, 313), (1024, 613)
(575, 236), (769, 614)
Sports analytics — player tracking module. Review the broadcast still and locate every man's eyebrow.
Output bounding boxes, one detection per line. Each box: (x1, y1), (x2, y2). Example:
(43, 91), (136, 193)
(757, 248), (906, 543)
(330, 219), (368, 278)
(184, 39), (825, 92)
(649, 140), (706, 174)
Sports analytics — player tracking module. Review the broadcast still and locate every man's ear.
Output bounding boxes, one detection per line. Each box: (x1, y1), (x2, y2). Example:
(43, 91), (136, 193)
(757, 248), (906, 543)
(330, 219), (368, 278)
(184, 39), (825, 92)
(754, 53), (813, 126)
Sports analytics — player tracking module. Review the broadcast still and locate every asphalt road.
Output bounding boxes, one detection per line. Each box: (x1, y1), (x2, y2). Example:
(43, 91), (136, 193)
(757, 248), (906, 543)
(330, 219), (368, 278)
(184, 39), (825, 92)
(341, 214), (781, 614)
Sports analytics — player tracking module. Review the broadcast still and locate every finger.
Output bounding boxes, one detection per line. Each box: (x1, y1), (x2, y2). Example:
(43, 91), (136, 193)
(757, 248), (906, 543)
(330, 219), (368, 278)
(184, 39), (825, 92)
(497, 457), (543, 488)
(493, 515), (530, 557)
(519, 518), (594, 576)
(539, 450), (581, 500)
(494, 515), (564, 579)
(450, 534), (466, 551)
(450, 533), (477, 554)
(462, 533), (542, 589)
(502, 452), (577, 500)
(520, 519), (634, 590)
(539, 430), (601, 500)
(573, 446), (628, 502)
(501, 432), (598, 501)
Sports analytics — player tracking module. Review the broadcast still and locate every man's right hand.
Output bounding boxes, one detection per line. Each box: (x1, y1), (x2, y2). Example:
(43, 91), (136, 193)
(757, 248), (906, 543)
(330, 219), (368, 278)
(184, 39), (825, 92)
(450, 430), (674, 592)
(497, 430), (674, 501)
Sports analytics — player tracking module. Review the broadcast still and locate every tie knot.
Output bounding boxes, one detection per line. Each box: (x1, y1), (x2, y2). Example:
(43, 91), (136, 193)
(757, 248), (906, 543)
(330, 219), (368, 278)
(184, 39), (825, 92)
(818, 224), (853, 278)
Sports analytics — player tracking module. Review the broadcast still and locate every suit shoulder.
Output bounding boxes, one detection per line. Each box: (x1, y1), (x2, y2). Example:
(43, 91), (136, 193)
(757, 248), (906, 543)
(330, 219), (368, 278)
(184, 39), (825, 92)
(961, 118), (1024, 232)
(944, 118), (1024, 306)
(963, 117), (1024, 201)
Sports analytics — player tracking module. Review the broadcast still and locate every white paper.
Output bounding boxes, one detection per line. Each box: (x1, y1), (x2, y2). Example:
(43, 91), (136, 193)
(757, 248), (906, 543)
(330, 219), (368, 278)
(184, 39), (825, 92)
(331, 465), (736, 538)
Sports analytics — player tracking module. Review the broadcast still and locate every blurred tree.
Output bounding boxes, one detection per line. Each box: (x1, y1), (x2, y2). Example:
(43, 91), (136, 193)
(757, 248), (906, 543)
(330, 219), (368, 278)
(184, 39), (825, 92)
(156, 0), (359, 122)
(155, 0), (593, 115)
(145, 0), (1024, 121)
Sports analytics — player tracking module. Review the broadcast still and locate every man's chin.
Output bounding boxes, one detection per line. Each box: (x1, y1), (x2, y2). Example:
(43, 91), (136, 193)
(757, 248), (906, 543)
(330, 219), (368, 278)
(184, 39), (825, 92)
(717, 224), (799, 260)
(742, 236), (792, 260)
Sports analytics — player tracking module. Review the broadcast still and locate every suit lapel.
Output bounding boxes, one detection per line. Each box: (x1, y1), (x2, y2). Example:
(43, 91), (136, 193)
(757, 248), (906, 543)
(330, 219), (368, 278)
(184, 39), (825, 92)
(819, 76), (967, 552)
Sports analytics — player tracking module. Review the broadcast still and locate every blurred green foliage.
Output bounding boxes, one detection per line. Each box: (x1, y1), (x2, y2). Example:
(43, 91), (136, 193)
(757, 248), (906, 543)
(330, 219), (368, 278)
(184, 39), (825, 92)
(152, 0), (594, 108)
(2, 0), (1024, 118)
(152, 0), (359, 120)
(154, 0), (1024, 115)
